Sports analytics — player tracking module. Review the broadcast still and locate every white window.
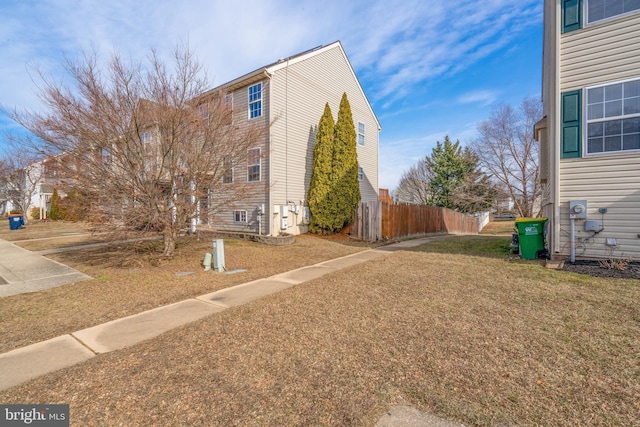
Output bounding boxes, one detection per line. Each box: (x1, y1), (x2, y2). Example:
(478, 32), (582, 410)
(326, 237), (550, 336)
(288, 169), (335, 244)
(587, 0), (640, 24)
(223, 156), (233, 184)
(357, 122), (365, 146)
(358, 166), (364, 181)
(141, 131), (151, 143)
(224, 93), (233, 109)
(199, 103), (209, 119)
(221, 93), (233, 125)
(248, 83), (262, 119)
(247, 148), (261, 182)
(100, 148), (111, 164)
(234, 210), (247, 223)
(586, 78), (640, 154)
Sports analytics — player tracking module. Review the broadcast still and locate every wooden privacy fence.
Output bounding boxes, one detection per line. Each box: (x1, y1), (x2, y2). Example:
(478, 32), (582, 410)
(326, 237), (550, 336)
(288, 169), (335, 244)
(346, 201), (478, 242)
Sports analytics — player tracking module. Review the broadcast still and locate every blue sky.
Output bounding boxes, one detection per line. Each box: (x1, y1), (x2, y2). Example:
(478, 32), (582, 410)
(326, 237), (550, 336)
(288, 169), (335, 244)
(0, 0), (543, 190)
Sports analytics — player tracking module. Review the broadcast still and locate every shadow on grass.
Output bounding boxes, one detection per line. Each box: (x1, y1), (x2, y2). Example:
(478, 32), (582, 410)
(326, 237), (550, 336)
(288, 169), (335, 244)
(50, 238), (169, 269)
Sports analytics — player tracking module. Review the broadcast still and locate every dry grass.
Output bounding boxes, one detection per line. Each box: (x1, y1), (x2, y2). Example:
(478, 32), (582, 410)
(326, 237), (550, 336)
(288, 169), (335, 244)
(0, 219), (94, 241)
(0, 223), (373, 353)
(1, 229), (639, 426)
(480, 220), (515, 235)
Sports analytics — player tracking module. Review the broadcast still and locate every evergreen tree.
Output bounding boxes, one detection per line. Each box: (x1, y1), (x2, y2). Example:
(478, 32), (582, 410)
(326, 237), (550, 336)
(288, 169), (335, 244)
(307, 103), (336, 234)
(452, 148), (498, 213)
(425, 136), (496, 212)
(425, 136), (469, 209)
(49, 188), (62, 220)
(331, 92), (361, 229)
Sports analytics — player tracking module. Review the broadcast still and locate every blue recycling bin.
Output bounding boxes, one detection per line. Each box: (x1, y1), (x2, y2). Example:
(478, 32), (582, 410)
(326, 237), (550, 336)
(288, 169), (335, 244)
(8, 215), (24, 230)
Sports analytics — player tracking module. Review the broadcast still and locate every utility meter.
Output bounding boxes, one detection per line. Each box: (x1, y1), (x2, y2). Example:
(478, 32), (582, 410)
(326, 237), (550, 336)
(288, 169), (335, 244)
(569, 200), (587, 219)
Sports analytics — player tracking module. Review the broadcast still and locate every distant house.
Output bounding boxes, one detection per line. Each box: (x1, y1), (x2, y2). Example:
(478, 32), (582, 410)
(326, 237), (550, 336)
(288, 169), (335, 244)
(536, 0), (640, 259)
(494, 195), (515, 213)
(199, 41), (380, 236)
(392, 178), (429, 205)
(1, 159), (51, 220)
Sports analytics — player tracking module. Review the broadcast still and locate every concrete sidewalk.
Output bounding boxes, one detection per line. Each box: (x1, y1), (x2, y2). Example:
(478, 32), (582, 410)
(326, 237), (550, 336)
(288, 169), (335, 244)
(0, 235), (463, 426)
(0, 238), (91, 297)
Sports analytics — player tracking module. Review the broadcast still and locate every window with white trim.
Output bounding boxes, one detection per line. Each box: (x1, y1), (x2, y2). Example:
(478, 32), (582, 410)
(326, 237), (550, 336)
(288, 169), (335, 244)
(234, 210), (247, 223)
(248, 83), (262, 119)
(247, 148), (261, 182)
(199, 103), (209, 119)
(224, 93), (233, 109)
(586, 78), (640, 154)
(141, 131), (151, 143)
(221, 93), (233, 125)
(358, 166), (364, 181)
(100, 148), (111, 164)
(357, 122), (365, 146)
(587, 0), (640, 24)
(223, 156), (233, 184)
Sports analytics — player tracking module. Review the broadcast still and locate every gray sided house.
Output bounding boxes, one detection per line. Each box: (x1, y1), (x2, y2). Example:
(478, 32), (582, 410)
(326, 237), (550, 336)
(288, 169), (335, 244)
(201, 41), (380, 236)
(536, 0), (640, 260)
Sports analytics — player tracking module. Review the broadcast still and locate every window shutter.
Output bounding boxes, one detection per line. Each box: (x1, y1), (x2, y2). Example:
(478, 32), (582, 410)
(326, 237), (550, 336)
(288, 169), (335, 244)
(562, 0), (582, 33)
(561, 90), (582, 159)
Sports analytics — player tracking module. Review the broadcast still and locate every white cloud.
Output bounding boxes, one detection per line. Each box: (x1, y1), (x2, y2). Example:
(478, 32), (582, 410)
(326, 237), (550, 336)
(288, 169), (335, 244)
(0, 0), (542, 111)
(458, 90), (500, 106)
(346, 0), (542, 106)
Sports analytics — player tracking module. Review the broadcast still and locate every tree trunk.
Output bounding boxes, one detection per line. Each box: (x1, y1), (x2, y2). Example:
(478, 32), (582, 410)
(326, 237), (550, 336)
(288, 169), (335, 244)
(162, 228), (177, 257)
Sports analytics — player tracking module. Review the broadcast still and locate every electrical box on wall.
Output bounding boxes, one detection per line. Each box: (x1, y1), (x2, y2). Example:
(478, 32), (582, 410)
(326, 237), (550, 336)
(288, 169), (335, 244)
(569, 200), (587, 219)
(280, 218), (288, 230)
(584, 220), (601, 232)
(280, 205), (289, 218)
(302, 207), (310, 225)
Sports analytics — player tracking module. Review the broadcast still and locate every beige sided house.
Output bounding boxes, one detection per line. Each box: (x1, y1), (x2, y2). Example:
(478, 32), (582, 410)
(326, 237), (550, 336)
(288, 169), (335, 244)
(201, 41), (380, 236)
(536, 0), (640, 260)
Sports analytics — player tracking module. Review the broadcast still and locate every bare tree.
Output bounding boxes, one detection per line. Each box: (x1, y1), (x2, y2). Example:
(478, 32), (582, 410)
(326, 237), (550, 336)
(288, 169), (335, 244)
(394, 140), (496, 213)
(394, 159), (433, 204)
(0, 145), (44, 222)
(451, 148), (499, 213)
(7, 44), (267, 257)
(472, 97), (542, 218)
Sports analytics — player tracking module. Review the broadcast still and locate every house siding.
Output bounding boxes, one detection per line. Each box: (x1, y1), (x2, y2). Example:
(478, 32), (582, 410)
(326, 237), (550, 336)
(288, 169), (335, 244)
(208, 80), (271, 234)
(554, 7), (640, 259)
(560, 13), (640, 91)
(268, 43), (379, 235)
(559, 156), (640, 258)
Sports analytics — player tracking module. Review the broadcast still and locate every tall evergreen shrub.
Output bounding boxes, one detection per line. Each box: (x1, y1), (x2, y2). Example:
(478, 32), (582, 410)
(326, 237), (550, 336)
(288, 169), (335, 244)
(332, 92), (361, 229)
(307, 103), (335, 234)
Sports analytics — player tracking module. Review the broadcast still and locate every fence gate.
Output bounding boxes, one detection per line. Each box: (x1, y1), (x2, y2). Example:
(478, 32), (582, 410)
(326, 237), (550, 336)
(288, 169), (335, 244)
(347, 200), (381, 242)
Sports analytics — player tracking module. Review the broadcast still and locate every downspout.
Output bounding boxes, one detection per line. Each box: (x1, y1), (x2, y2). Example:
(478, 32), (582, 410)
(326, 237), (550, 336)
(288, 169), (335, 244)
(553, 0), (561, 255)
(190, 180), (196, 233)
(285, 57), (289, 211)
(267, 72), (273, 236)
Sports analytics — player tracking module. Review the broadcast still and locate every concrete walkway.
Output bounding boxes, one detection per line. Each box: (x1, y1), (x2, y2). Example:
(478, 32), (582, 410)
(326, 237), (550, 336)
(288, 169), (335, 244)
(0, 239), (91, 297)
(0, 235), (463, 426)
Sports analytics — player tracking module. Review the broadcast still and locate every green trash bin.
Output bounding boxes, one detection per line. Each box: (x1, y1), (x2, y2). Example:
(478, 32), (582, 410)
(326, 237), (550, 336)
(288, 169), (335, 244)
(515, 218), (547, 260)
